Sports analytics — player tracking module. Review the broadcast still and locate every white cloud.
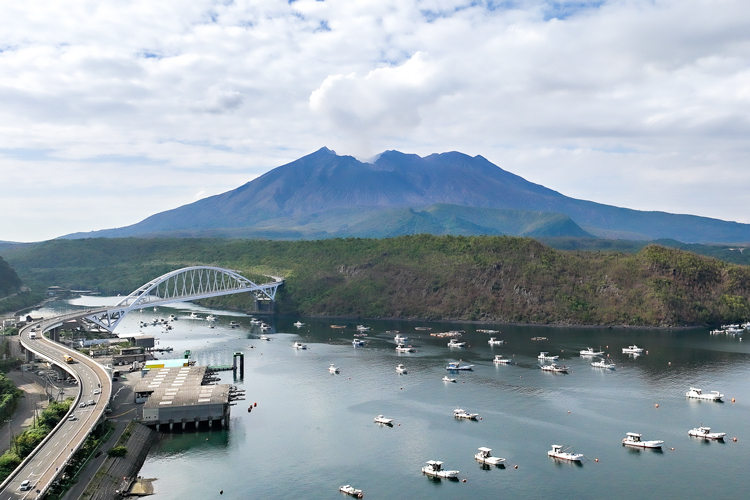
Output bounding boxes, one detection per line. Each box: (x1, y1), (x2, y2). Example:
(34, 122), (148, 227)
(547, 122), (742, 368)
(1, 0), (750, 241)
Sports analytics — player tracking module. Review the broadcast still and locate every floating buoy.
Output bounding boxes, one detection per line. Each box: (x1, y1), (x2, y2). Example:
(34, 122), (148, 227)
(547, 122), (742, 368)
(568, 411), (570, 414)
(398, 423), (401, 426)
(220, 490), (223, 495)
(671, 447), (674, 451)
(733, 437), (737, 442)
(254, 402), (257, 407)
(247, 407), (251, 412)
(462, 479), (466, 482)
(400, 387), (403, 390)
(655, 404), (659, 408)
(668, 362), (671, 365)
(514, 465), (518, 469)
(732, 398), (736, 403)
(479, 417), (482, 420)
(595, 458), (598, 462)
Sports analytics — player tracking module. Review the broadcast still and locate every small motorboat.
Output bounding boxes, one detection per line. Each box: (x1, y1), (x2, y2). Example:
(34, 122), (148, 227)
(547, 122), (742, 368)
(686, 387), (723, 401)
(454, 408), (479, 420)
(580, 347), (604, 356)
(352, 339), (366, 347)
(488, 337), (504, 346)
(189, 312), (200, 319)
(547, 444), (584, 462)
(421, 460), (459, 479)
(540, 363), (568, 373)
(338, 485), (363, 498)
(475, 447), (505, 466)
(353, 333), (368, 337)
(396, 364), (407, 374)
(292, 341), (307, 349)
(493, 355), (511, 364)
(591, 359), (616, 369)
(294, 321), (304, 327)
(622, 345), (644, 354)
(442, 376), (457, 382)
(394, 334), (409, 343)
(229, 321), (240, 328)
(446, 361), (473, 371)
(374, 415), (394, 425)
(259, 335), (271, 341)
(447, 339), (466, 348)
(356, 325), (370, 331)
(688, 426), (726, 440)
(395, 344), (415, 353)
(206, 314), (216, 322)
(329, 364), (340, 374)
(250, 318), (260, 324)
(168, 314), (176, 321)
(330, 325), (347, 329)
(622, 432), (663, 449)
(538, 352), (559, 361)
(260, 324), (272, 331)
(531, 336), (547, 341)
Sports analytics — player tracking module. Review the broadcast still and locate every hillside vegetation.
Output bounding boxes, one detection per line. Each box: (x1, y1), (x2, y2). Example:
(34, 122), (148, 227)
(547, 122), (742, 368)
(3, 235), (750, 326)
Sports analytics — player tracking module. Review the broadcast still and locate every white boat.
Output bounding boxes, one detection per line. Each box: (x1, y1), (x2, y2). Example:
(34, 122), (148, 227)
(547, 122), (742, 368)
(622, 345), (644, 354)
(338, 485), (363, 498)
(475, 447), (505, 466)
(488, 337), (504, 346)
(294, 321), (304, 327)
(395, 344), (415, 353)
(229, 321), (240, 328)
(394, 334), (409, 343)
(493, 355), (511, 364)
(260, 324), (272, 331)
(421, 460), (459, 479)
(168, 314), (176, 321)
(374, 415), (394, 425)
(538, 352), (559, 361)
(580, 347), (604, 356)
(250, 318), (260, 324)
(686, 387), (723, 401)
(352, 339), (365, 347)
(396, 364), (407, 374)
(454, 408), (479, 420)
(442, 376), (457, 382)
(447, 339), (466, 348)
(446, 361), (474, 371)
(356, 325), (370, 331)
(189, 312), (200, 319)
(292, 341), (307, 349)
(622, 432), (663, 449)
(208, 323), (215, 329)
(206, 314), (216, 322)
(329, 364), (340, 374)
(540, 363), (568, 373)
(688, 426), (726, 440)
(547, 444), (584, 462)
(259, 335), (271, 341)
(591, 359), (616, 369)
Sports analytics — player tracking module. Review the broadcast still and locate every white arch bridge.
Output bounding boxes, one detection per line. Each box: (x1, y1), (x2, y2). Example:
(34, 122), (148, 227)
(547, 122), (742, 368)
(85, 266), (283, 332)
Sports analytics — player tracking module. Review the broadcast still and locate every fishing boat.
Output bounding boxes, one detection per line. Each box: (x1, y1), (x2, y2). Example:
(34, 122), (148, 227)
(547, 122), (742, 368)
(540, 363), (568, 373)
(259, 335), (271, 341)
(414, 327), (432, 331)
(208, 323), (215, 329)
(447, 339), (466, 348)
(294, 321), (304, 327)
(547, 444), (584, 462)
(622, 345), (644, 354)
(442, 376), (457, 382)
(622, 432), (663, 449)
(579, 347), (604, 356)
(338, 485), (363, 498)
(475, 447), (505, 466)
(488, 337), (504, 346)
(395, 344), (415, 353)
(330, 325), (347, 329)
(328, 364), (340, 374)
(352, 339), (366, 347)
(168, 314), (176, 321)
(374, 415), (394, 425)
(477, 329), (499, 334)
(493, 355), (511, 364)
(189, 312), (200, 319)
(591, 359), (616, 369)
(292, 341), (307, 349)
(686, 387), (723, 401)
(446, 361), (474, 371)
(260, 324), (272, 331)
(228, 321), (240, 328)
(206, 314), (216, 322)
(421, 460), (459, 479)
(531, 336), (547, 341)
(394, 334), (409, 343)
(396, 364), (407, 374)
(356, 325), (371, 331)
(538, 352), (559, 360)
(454, 408), (479, 420)
(688, 426), (726, 440)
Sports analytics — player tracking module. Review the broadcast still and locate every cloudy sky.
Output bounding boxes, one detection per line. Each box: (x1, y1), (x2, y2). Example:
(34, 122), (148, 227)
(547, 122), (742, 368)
(2, 0), (749, 242)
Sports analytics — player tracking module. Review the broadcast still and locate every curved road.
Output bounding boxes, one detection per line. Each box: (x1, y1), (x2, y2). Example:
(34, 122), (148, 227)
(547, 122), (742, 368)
(0, 311), (112, 500)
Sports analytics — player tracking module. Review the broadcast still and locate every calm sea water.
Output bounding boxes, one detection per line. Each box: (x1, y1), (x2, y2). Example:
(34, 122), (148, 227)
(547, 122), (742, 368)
(35, 299), (750, 499)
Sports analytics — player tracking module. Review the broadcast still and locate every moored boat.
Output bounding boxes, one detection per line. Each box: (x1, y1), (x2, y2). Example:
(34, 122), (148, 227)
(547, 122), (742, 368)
(493, 355), (511, 364)
(447, 339), (466, 348)
(688, 426), (725, 440)
(622, 432), (663, 448)
(339, 485), (363, 498)
(540, 363), (568, 373)
(395, 344), (416, 353)
(421, 460), (459, 478)
(292, 341), (307, 349)
(686, 387), (723, 401)
(259, 335), (271, 341)
(229, 321), (240, 328)
(374, 415), (393, 425)
(580, 347), (604, 356)
(538, 352), (559, 360)
(454, 408), (479, 420)
(329, 364), (340, 374)
(352, 339), (365, 347)
(622, 345), (644, 354)
(396, 364), (407, 374)
(442, 375), (457, 382)
(475, 447), (505, 466)
(446, 361), (474, 371)
(591, 359), (616, 369)
(547, 444), (584, 462)
(294, 321), (304, 327)
(394, 334), (409, 343)
(488, 337), (504, 346)
(356, 325), (370, 331)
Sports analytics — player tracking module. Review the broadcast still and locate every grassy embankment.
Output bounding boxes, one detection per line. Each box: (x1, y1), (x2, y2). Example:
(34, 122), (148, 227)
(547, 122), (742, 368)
(2, 235), (750, 327)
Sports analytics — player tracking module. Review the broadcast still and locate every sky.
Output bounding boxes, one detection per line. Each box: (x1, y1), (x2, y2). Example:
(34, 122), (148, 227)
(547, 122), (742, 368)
(1, 0), (749, 242)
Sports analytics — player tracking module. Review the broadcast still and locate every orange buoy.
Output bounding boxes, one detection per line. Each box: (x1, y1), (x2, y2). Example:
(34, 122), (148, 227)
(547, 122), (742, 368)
(733, 437), (737, 442)
(462, 479), (466, 483)
(671, 447), (674, 450)
(595, 458), (599, 462)
(568, 411), (570, 414)
(254, 402), (257, 407)
(668, 362), (671, 365)
(732, 398), (736, 403)
(655, 404), (659, 408)
(514, 465), (518, 469)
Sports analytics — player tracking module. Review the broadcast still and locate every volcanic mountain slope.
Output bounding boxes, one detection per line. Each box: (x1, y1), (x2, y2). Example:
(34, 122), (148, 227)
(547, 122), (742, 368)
(63, 147), (750, 243)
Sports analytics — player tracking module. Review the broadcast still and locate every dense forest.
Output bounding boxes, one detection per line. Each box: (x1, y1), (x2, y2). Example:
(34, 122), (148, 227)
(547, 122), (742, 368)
(0, 256), (22, 298)
(2, 235), (750, 327)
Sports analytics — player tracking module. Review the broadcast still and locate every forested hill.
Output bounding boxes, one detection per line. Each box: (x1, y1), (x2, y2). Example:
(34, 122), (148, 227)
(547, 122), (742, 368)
(4, 236), (750, 327)
(0, 256), (22, 298)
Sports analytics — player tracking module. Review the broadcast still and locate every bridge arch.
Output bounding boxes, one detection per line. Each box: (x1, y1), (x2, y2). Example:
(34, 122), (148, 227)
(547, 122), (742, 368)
(85, 266), (282, 332)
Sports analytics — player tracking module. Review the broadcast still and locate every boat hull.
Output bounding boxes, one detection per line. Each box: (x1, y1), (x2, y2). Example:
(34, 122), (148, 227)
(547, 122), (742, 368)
(475, 455), (505, 465)
(622, 440), (663, 448)
(548, 451), (584, 462)
(422, 468), (459, 478)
